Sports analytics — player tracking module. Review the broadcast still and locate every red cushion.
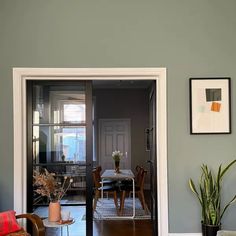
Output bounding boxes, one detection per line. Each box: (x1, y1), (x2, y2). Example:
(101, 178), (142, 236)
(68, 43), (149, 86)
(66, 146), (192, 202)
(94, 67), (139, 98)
(0, 211), (21, 236)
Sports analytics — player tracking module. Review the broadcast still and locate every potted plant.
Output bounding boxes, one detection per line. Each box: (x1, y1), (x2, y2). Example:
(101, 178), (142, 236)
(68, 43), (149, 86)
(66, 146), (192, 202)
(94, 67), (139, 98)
(189, 159), (236, 236)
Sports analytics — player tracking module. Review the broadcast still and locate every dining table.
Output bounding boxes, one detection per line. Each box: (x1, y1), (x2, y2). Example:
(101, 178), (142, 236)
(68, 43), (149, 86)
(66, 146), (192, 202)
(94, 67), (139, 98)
(101, 169), (135, 218)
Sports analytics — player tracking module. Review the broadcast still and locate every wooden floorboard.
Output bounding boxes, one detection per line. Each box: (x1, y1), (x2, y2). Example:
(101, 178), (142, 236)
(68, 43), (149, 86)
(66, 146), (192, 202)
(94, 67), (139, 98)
(93, 220), (153, 236)
(40, 191), (153, 235)
(45, 219), (153, 236)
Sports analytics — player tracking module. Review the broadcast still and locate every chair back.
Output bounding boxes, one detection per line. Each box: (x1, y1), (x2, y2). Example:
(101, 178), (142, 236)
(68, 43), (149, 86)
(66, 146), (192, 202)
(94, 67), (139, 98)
(138, 169), (147, 191)
(92, 168), (101, 188)
(96, 165), (102, 174)
(135, 165), (141, 172)
(135, 166), (144, 185)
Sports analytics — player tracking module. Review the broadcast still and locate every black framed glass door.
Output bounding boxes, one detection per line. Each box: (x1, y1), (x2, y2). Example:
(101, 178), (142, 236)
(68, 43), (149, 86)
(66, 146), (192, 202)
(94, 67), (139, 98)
(27, 80), (93, 236)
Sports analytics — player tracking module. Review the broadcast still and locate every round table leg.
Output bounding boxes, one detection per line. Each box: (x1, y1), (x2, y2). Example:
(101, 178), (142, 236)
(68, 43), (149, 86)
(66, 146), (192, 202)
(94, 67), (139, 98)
(67, 225), (69, 236)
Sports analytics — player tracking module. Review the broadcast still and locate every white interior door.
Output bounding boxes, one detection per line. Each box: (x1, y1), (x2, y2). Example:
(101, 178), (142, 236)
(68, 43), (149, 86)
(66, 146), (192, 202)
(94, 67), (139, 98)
(99, 119), (131, 171)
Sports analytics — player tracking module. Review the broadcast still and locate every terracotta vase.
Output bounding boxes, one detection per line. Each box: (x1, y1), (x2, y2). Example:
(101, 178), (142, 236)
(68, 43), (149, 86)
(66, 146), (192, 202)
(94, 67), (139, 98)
(115, 161), (120, 173)
(48, 201), (61, 222)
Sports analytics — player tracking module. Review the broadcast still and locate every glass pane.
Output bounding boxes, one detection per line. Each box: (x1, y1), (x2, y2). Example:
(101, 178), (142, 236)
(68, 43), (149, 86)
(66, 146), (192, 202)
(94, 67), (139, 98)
(33, 165), (86, 206)
(32, 84), (85, 124)
(33, 126), (86, 164)
(63, 104), (85, 123)
(32, 82), (87, 208)
(32, 125), (86, 207)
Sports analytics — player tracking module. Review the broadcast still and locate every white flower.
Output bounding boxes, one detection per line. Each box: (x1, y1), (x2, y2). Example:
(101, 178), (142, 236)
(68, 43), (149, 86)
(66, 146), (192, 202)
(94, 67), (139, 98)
(112, 150), (123, 161)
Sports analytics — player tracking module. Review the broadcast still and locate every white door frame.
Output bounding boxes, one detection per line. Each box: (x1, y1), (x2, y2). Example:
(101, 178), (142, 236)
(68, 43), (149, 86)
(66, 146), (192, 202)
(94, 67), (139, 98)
(13, 67), (168, 236)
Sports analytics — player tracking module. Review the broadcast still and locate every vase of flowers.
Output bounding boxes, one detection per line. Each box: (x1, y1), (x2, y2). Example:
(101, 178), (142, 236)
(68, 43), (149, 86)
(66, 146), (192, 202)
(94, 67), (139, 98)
(48, 201), (61, 222)
(33, 168), (73, 222)
(112, 150), (123, 173)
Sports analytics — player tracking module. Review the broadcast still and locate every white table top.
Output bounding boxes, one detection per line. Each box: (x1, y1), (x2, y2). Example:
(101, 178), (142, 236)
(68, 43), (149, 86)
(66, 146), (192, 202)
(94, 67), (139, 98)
(101, 169), (134, 179)
(43, 218), (75, 228)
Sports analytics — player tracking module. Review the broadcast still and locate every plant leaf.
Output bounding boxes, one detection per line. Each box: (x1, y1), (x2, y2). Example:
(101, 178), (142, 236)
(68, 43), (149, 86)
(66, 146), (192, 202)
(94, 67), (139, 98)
(189, 179), (202, 206)
(220, 160), (236, 179)
(220, 195), (236, 220)
(189, 160), (236, 225)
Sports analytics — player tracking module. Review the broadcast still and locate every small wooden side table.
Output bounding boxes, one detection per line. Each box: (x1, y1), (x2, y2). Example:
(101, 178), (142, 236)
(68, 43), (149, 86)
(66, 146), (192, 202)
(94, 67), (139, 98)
(43, 218), (75, 236)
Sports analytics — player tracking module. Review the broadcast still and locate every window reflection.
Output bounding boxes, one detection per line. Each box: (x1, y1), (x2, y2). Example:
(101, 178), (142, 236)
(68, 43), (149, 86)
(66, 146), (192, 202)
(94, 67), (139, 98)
(54, 127), (86, 162)
(63, 103), (85, 123)
(31, 82), (89, 208)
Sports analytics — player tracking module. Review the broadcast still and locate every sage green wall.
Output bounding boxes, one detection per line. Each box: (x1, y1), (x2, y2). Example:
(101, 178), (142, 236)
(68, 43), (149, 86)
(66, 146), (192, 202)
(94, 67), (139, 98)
(1, 0), (236, 233)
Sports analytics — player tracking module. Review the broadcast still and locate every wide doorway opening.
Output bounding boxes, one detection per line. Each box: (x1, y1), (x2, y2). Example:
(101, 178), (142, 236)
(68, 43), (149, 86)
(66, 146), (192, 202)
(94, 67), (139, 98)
(13, 68), (168, 236)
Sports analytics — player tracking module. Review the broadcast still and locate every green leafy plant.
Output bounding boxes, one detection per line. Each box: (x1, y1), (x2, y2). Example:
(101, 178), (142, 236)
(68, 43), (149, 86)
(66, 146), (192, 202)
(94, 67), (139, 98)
(189, 159), (236, 226)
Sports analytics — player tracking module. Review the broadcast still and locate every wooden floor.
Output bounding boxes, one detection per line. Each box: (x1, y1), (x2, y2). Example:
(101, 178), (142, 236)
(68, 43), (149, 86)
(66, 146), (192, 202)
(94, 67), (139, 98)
(42, 206), (153, 236)
(93, 220), (153, 236)
(45, 219), (153, 236)
(95, 191), (153, 236)
(36, 191), (153, 236)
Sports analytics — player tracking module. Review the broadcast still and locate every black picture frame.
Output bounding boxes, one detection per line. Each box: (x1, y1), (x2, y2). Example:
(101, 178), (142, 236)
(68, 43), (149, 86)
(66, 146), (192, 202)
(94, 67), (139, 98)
(189, 77), (231, 134)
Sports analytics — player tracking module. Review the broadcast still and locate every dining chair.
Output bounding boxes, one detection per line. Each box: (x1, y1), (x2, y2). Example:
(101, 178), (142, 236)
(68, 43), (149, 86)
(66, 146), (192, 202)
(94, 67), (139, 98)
(92, 168), (119, 213)
(0, 210), (45, 236)
(119, 168), (148, 215)
(135, 165), (143, 184)
(16, 213), (45, 236)
(120, 165), (142, 187)
(95, 166), (117, 186)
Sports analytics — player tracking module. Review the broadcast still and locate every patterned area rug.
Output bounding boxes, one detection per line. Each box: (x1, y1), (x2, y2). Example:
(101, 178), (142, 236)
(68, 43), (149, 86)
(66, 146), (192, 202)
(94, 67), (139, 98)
(92, 198), (151, 220)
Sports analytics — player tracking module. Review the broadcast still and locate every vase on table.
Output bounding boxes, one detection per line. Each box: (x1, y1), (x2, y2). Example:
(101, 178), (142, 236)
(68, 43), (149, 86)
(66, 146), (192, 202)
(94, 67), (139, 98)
(48, 201), (61, 222)
(114, 161), (120, 173)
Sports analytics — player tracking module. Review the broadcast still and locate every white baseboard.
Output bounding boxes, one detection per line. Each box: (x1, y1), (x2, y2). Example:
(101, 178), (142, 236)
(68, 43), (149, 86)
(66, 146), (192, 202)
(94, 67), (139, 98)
(169, 234), (201, 236)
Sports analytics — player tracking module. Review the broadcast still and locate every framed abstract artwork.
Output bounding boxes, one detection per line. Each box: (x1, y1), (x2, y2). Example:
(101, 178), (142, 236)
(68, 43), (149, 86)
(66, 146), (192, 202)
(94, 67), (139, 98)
(189, 78), (231, 134)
